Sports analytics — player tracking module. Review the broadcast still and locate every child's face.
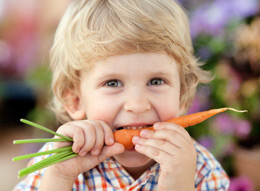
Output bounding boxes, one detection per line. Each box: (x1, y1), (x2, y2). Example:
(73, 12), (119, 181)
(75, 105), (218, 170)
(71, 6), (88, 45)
(78, 52), (182, 169)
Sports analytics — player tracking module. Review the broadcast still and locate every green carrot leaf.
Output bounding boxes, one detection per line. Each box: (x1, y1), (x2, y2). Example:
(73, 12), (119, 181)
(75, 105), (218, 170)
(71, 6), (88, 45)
(20, 119), (73, 141)
(12, 146), (73, 161)
(18, 151), (78, 178)
(13, 119), (78, 178)
(13, 138), (69, 144)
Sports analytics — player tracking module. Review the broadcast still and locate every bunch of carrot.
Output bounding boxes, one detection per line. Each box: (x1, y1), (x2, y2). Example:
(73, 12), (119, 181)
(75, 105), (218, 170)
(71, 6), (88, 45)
(13, 107), (246, 178)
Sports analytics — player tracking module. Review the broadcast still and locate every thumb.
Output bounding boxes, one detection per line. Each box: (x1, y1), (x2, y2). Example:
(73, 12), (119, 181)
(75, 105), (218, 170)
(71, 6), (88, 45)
(98, 143), (125, 161)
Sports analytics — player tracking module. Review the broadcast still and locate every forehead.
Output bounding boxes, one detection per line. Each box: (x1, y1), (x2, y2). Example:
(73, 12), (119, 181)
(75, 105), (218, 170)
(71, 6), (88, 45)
(82, 52), (180, 78)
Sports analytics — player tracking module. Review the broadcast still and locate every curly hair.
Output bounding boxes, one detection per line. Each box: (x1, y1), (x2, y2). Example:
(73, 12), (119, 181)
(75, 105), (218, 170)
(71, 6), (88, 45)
(49, 0), (212, 123)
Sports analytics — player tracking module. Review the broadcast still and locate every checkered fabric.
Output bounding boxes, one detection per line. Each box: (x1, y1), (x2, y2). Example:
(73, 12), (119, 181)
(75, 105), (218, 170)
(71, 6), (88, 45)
(13, 141), (229, 190)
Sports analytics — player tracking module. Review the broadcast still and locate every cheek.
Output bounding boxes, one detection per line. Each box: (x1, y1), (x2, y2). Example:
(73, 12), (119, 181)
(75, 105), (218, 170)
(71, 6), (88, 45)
(160, 106), (180, 122)
(84, 97), (118, 124)
(157, 95), (181, 121)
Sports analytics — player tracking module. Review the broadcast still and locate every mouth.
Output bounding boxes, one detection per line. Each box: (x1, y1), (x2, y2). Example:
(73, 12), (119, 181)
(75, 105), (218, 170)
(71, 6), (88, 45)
(114, 125), (152, 132)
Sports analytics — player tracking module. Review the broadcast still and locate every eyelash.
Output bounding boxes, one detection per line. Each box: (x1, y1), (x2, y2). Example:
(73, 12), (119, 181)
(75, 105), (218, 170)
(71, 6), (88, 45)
(147, 78), (165, 86)
(104, 80), (122, 87)
(103, 78), (166, 87)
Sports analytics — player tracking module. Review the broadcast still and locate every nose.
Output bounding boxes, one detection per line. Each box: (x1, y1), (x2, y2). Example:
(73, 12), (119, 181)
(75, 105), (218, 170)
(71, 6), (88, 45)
(123, 89), (151, 114)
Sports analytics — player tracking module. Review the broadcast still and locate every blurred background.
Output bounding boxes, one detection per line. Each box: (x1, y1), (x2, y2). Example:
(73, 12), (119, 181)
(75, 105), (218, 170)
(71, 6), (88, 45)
(0, 0), (259, 190)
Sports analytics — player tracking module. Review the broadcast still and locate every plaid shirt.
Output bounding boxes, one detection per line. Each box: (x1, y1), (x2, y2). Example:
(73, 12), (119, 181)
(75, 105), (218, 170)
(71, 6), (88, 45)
(13, 141), (229, 191)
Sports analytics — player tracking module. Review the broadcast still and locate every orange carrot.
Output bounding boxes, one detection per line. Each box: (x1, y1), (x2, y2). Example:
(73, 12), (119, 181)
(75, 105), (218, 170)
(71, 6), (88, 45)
(113, 108), (247, 150)
(113, 129), (152, 150)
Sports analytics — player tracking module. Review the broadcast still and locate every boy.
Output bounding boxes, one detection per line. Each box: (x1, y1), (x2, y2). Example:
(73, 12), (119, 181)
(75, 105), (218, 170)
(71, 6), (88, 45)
(14, 0), (229, 190)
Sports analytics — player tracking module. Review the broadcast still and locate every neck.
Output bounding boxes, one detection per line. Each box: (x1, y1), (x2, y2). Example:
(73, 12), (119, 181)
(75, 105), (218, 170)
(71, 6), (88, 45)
(124, 160), (156, 180)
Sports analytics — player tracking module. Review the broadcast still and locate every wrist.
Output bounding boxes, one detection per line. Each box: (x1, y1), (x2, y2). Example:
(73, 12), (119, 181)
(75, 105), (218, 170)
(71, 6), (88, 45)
(48, 165), (77, 182)
(39, 166), (77, 191)
(44, 166), (76, 187)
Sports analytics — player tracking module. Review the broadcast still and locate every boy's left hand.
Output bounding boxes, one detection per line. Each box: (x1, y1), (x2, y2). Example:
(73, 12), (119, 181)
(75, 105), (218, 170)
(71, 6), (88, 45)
(133, 122), (197, 191)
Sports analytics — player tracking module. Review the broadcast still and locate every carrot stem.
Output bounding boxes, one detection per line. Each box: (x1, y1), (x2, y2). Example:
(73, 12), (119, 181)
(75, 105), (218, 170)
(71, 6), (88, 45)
(12, 146), (72, 161)
(13, 138), (69, 144)
(18, 151), (77, 178)
(20, 119), (73, 141)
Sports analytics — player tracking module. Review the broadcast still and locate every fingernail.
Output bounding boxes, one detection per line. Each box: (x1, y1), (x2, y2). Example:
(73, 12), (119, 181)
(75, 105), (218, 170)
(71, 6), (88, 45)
(73, 147), (79, 153)
(132, 136), (140, 143)
(109, 138), (114, 144)
(140, 129), (149, 136)
(153, 123), (160, 129)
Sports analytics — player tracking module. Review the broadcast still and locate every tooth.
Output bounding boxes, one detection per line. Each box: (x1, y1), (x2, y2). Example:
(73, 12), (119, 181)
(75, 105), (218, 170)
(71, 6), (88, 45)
(120, 125), (149, 130)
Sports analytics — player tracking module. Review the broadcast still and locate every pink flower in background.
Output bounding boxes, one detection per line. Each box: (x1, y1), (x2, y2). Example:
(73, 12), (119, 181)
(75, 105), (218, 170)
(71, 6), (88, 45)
(198, 136), (214, 150)
(224, 66), (243, 104)
(0, 0), (39, 78)
(189, 0), (259, 38)
(229, 176), (255, 191)
(0, 40), (11, 65)
(235, 120), (251, 139)
(223, 142), (235, 155)
(212, 113), (252, 139)
(212, 113), (235, 135)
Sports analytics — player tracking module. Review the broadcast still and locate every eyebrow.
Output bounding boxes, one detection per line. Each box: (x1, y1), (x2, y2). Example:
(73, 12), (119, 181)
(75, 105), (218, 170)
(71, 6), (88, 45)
(149, 71), (171, 76)
(89, 67), (178, 83)
(91, 72), (125, 84)
(97, 71), (173, 78)
(147, 71), (178, 78)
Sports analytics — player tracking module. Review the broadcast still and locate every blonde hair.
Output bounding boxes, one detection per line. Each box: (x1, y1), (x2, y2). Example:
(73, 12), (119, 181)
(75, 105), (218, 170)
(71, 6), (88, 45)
(50, 0), (211, 123)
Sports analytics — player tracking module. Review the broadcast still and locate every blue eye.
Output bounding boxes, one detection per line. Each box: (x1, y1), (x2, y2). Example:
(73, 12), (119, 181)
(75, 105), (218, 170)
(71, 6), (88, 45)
(105, 80), (122, 87)
(148, 78), (165, 86)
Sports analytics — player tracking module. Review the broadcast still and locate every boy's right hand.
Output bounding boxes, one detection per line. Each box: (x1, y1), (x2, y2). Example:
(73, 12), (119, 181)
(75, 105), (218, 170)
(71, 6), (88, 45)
(48, 120), (125, 180)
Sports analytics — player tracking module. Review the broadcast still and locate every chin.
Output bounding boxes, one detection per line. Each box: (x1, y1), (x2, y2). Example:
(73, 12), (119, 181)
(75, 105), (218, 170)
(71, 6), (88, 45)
(113, 149), (153, 168)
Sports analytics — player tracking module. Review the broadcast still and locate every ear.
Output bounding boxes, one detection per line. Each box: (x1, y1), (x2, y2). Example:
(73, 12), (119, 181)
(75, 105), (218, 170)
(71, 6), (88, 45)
(63, 90), (86, 120)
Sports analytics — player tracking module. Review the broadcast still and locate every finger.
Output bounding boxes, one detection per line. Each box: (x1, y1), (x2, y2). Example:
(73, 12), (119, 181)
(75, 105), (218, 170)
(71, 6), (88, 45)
(78, 123), (96, 156)
(153, 122), (193, 144)
(70, 125), (86, 153)
(53, 136), (73, 149)
(135, 143), (171, 165)
(139, 128), (189, 149)
(62, 121), (93, 154)
(98, 121), (114, 145)
(55, 123), (85, 152)
(133, 136), (179, 155)
(97, 143), (125, 162)
(88, 121), (104, 156)
(76, 143), (125, 172)
(75, 120), (113, 146)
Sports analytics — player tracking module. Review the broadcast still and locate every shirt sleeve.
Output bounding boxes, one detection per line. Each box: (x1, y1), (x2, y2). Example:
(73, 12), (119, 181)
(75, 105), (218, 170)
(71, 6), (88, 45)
(12, 143), (53, 191)
(194, 142), (230, 191)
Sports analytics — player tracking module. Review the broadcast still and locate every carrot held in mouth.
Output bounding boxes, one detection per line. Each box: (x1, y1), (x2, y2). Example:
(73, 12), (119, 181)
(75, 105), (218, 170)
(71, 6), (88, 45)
(113, 108), (247, 150)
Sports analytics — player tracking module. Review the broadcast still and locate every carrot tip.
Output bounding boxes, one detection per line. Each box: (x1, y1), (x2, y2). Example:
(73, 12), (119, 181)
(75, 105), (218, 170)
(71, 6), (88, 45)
(226, 108), (248, 113)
